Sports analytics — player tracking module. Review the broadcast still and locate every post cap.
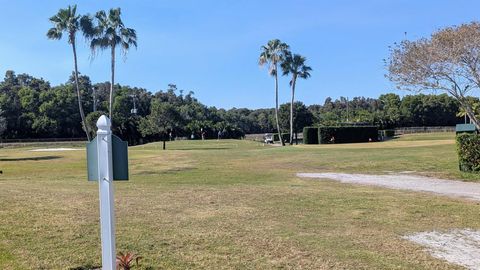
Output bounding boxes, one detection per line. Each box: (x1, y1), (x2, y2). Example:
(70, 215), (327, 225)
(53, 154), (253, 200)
(96, 115), (111, 131)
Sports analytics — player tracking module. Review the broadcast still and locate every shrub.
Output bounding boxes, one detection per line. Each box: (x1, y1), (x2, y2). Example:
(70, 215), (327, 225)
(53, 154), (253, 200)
(456, 133), (480, 172)
(318, 126), (378, 144)
(116, 252), (142, 270)
(303, 127), (319, 144)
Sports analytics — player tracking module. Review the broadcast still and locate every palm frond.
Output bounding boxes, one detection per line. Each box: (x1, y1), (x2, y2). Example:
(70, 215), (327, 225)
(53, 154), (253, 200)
(46, 28), (62, 40)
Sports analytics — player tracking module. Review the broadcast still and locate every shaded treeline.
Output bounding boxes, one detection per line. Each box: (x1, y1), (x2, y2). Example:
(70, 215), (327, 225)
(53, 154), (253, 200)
(0, 71), (464, 144)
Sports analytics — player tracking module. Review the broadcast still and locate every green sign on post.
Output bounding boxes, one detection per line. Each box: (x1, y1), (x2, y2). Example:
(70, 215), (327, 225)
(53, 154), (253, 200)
(87, 134), (129, 181)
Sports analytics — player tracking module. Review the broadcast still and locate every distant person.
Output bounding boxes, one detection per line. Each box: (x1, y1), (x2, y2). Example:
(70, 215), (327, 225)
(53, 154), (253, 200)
(169, 132), (173, 141)
(191, 133), (195, 140)
(330, 136), (335, 144)
(218, 130), (222, 140)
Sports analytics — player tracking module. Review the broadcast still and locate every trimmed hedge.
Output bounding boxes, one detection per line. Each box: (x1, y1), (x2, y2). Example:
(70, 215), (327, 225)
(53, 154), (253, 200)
(303, 127), (319, 144)
(318, 126), (379, 144)
(456, 133), (480, 172)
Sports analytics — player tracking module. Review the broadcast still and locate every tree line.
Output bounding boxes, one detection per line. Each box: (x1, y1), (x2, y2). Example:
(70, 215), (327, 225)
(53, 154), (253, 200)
(0, 70), (465, 144)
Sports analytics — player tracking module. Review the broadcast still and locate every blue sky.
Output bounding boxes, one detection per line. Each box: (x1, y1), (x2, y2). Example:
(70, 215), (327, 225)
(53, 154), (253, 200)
(0, 0), (478, 109)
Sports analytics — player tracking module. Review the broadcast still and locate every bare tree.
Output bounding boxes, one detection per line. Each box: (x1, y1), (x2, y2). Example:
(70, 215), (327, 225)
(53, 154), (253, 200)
(387, 22), (480, 129)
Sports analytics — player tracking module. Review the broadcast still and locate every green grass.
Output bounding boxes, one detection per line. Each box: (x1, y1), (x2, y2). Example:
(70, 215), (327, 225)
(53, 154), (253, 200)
(0, 133), (479, 269)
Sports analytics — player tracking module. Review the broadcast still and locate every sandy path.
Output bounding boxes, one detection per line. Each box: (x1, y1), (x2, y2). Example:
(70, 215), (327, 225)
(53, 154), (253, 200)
(298, 172), (480, 269)
(297, 173), (480, 201)
(404, 229), (480, 270)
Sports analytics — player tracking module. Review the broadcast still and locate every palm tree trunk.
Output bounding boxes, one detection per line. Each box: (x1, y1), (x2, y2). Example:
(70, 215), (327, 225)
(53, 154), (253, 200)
(289, 74), (297, 145)
(110, 44), (115, 120)
(274, 64), (284, 146)
(71, 39), (91, 141)
(459, 97), (480, 130)
(163, 132), (166, 150)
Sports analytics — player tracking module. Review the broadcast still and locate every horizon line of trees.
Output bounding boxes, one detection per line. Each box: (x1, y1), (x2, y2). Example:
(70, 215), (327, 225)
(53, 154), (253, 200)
(0, 70), (467, 145)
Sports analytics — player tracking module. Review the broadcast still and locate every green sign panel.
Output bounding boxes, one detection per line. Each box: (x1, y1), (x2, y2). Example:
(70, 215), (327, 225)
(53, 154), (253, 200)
(87, 135), (129, 181)
(456, 124), (476, 134)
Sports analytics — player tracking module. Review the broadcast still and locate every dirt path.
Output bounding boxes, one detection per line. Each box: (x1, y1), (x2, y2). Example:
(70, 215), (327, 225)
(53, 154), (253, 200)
(404, 229), (480, 270)
(298, 172), (480, 269)
(297, 172), (480, 201)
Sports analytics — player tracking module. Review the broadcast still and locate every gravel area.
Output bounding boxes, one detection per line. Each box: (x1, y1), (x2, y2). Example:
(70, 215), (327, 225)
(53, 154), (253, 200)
(404, 229), (480, 270)
(297, 172), (480, 201)
(298, 172), (480, 269)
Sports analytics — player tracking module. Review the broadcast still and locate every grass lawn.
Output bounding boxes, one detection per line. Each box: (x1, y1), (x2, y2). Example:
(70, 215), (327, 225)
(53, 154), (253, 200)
(0, 132), (479, 269)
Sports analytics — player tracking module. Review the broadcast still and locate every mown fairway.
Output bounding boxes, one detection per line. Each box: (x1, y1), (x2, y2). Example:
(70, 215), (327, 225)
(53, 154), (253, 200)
(1, 133), (479, 269)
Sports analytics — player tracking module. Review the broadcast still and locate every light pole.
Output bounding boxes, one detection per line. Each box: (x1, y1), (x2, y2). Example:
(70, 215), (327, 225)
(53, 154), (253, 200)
(129, 94), (137, 114)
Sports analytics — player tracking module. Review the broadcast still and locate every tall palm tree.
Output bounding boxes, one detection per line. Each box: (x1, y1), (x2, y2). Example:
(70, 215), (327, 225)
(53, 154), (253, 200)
(87, 8), (137, 120)
(47, 5), (91, 141)
(281, 52), (312, 145)
(259, 39), (290, 146)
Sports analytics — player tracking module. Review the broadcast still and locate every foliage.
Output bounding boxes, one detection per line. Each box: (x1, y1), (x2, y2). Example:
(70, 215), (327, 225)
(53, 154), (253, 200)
(0, 109), (6, 137)
(139, 99), (183, 138)
(278, 102), (313, 133)
(116, 252), (142, 270)
(85, 111), (106, 138)
(84, 7), (137, 120)
(387, 22), (480, 129)
(303, 127), (319, 144)
(308, 94), (461, 129)
(318, 126), (379, 144)
(456, 133), (480, 172)
(0, 70), (465, 143)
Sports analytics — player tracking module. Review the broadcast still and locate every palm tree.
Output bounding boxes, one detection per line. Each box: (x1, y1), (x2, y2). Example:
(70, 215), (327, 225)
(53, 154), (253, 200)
(281, 52), (312, 145)
(259, 39), (290, 146)
(87, 8), (137, 120)
(47, 5), (91, 141)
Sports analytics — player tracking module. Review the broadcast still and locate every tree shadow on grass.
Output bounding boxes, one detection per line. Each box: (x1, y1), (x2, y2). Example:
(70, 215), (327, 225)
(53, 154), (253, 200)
(0, 156), (62, 162)
(69, 265), (101, 270)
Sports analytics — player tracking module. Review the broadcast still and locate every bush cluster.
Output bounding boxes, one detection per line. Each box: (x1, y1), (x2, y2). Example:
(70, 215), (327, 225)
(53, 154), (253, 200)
(303, 127), (319, 144)
(456, 133), (480, 172)
(318, 126), (378, 144)
(303, 126), (378, 144)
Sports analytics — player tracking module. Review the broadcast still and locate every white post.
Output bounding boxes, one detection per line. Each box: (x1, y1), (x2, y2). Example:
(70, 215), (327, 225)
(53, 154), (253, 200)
(96, 115), (116, 270)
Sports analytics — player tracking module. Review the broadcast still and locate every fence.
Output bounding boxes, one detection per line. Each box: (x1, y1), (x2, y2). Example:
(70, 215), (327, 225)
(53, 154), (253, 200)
(0, 137), (87, 143)
(0, 137), (87, 148)
(394, 126), (455, 134)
